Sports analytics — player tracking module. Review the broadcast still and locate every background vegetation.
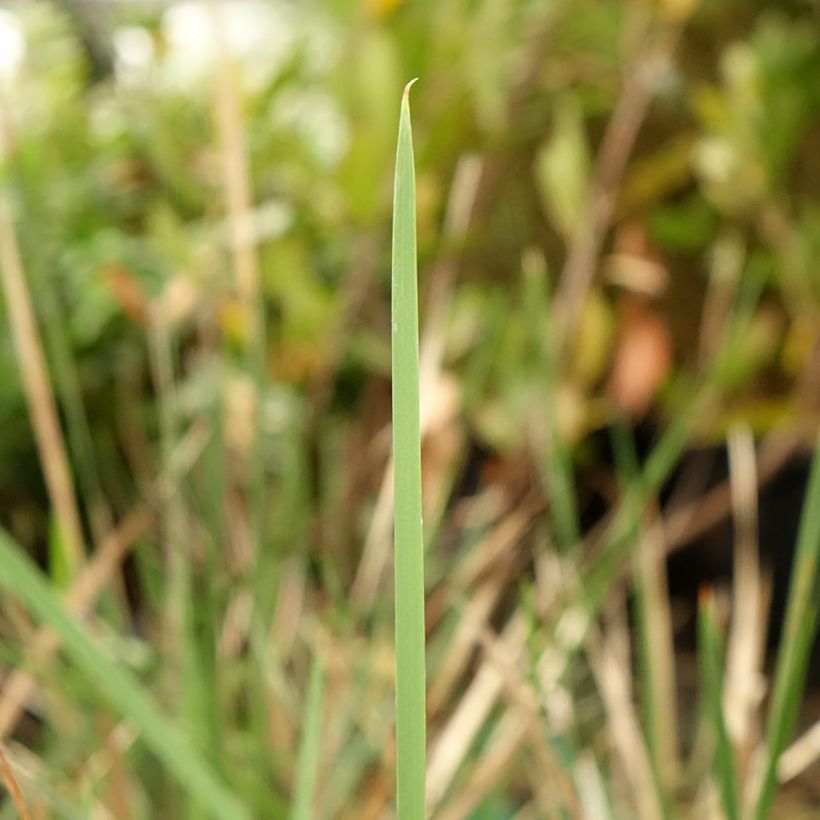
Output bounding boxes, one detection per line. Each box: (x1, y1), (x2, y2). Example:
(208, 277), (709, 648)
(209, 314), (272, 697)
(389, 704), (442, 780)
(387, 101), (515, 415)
(0, 0), (819, 817)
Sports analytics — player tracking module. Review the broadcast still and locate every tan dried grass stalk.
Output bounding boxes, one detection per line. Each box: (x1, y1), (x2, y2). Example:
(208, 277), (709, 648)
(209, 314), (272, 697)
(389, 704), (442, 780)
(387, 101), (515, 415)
(0, 193), (84, 570)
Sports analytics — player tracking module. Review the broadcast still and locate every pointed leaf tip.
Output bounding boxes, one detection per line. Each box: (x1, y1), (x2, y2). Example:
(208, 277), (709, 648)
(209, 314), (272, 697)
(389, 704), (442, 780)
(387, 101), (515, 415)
(403, 78), (419, 99)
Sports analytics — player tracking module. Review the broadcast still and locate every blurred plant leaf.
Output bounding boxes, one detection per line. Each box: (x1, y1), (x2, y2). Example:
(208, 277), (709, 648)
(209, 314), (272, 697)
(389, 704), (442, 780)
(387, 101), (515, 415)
(535, 95), (590, 239)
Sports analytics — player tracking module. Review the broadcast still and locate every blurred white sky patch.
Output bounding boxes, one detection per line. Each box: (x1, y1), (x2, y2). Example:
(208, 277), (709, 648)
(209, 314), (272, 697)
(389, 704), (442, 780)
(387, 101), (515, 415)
(0, 9), (25, 83)
(113, 25), (155, 85)
(161, 0), (297, 86)
(114, 1), (340, 89)
(272, 89), (350, 168)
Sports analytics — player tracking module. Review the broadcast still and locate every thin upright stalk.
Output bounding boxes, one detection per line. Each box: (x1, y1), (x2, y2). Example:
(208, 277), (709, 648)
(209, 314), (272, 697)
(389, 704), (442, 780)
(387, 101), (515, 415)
(0, 192), (85, 571)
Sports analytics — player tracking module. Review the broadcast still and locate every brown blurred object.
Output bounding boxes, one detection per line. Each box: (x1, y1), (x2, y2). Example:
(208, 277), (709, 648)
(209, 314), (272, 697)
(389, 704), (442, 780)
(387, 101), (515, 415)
(102, 264), (147, 325)
(607, 295), (673, 419)
(606, 220), (668, 298)
(605, 222), (673, 418)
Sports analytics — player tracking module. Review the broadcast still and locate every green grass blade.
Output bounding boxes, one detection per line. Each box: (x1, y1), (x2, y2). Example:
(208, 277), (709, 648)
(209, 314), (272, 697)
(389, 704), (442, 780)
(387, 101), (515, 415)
(290, 655), (326, 820)
(698, 589), (740, 820)
(611, 420), (674, 814)
(753, 437), (820, 820)
(523, 256), (579, 552)
(0, 529), (252, 820)
(392, 78), (426, 820)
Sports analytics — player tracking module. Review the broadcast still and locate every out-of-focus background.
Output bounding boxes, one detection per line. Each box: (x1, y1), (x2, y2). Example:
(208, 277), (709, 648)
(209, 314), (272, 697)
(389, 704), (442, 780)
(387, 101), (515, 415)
(0, 0), (819, 817)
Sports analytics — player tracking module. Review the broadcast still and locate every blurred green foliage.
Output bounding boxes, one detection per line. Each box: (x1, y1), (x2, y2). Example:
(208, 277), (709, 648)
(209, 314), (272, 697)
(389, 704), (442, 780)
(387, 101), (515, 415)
(1, 0), (820, 815)
(0, 1), (817, 499)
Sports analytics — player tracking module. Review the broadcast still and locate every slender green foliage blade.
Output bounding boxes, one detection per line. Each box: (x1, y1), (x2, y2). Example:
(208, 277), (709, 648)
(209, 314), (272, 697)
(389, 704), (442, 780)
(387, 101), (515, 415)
(0, 529), (252, 820)
(611, 420), (673, 816)
(524, 258), (579, 551)
(290, 656), (326, 820)
(698, 591), (740, 820)
(754, 437), (820, 820)
(391, 78), (426, 820)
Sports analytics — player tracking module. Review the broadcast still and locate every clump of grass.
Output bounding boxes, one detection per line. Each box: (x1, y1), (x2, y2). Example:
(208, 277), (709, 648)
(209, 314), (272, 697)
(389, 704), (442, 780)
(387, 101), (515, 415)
(0, 527), (250, 820)
(391, 78), (426, 820)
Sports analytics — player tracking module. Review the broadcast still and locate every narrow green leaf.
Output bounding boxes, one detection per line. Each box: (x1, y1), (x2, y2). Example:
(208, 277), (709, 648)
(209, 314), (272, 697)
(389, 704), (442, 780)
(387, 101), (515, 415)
(391, 78), (426, 820)
(698, 589), (740, 820)
(0, 529), (252, 820)
(290, 655), (326, 820)
(611, 420), (674, 816)
(524, 256), (579, 551)
(47, 514), (71, 592)
(754, 437), (820, 820)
